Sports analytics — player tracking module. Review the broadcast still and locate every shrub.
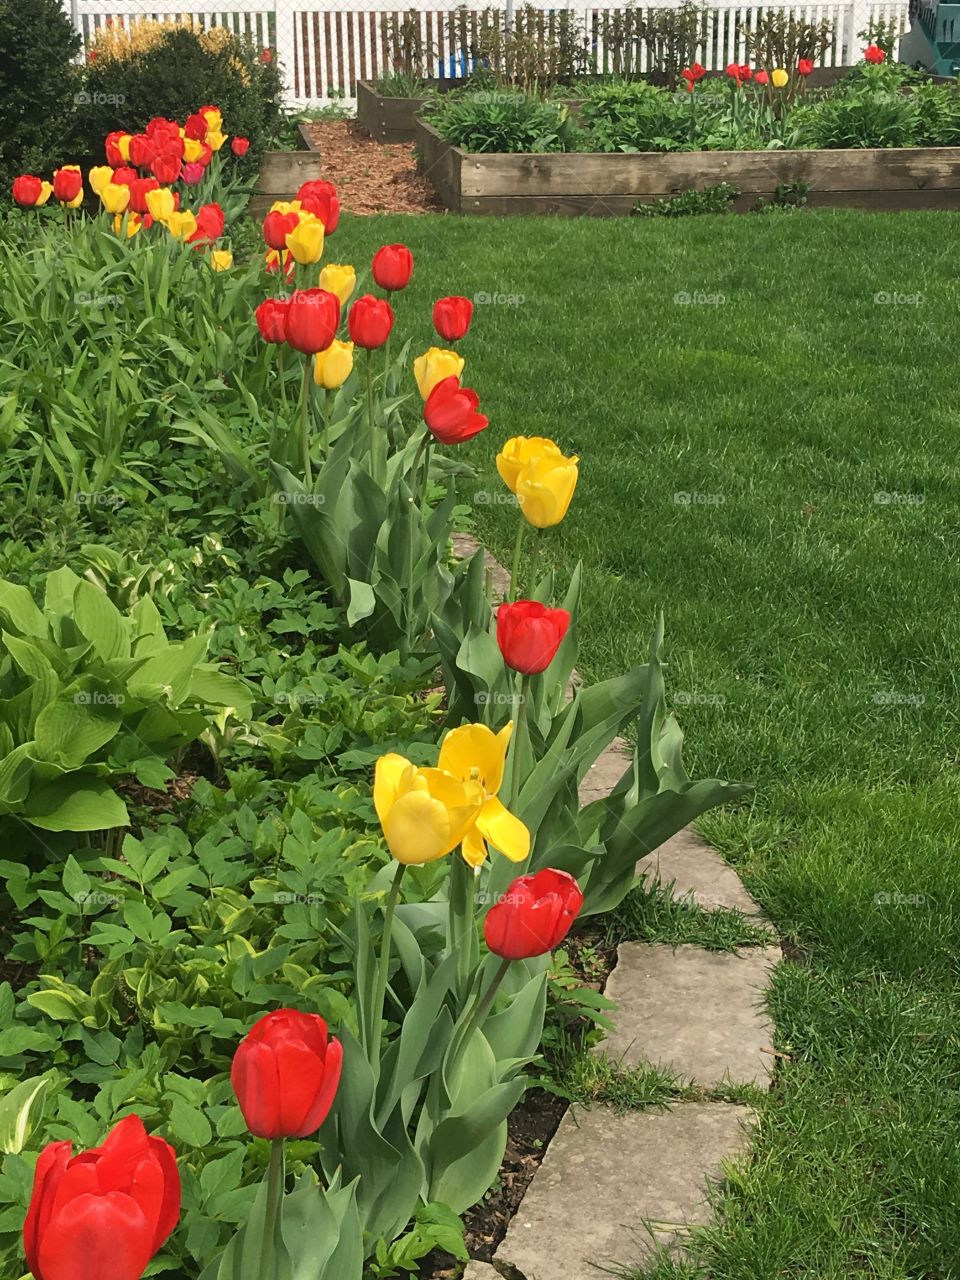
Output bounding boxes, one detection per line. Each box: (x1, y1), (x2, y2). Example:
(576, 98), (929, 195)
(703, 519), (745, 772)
(795, 83), (920, 148)
(0, 0), (80, 193)
(75, 22), (281, 169)
(580, 80), (687, 152)
(424, 89), (579, 152)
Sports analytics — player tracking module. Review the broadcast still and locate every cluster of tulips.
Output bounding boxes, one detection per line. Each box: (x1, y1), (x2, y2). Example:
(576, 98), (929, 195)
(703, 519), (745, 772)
(10, 104), (246, 264)
(679, 57), (814, 92)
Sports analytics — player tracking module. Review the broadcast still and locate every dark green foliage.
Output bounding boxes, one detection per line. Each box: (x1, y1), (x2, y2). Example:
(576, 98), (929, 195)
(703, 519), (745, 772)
(633, 182), (741, 217)
(580, 80), (688, 151)
(75, 26), (281, 170)
(0, 0), (80, 192)
(423, 89), (579, 152)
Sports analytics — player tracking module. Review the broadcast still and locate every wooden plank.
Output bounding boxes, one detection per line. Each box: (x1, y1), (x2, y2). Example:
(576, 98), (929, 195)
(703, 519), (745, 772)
(415, 121), (462, 211)
(258, 152), (329, 193)
(460, 187), (960, 216)
(456, 147), (960, 198)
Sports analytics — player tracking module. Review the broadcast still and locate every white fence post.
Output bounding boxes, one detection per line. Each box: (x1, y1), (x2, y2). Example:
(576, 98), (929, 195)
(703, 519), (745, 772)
(275, 2), (300, 106)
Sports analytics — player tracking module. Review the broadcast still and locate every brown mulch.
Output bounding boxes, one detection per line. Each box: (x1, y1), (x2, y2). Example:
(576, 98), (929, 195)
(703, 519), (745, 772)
(303, 120), (442, 215)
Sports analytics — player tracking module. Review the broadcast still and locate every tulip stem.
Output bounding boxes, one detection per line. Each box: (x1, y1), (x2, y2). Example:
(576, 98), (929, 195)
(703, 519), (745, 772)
(300, 359), (312, 487)
(509, 673), (530, 810)
(451, 956), (512, 1071)
(509, 520), (525, 602)
(365, 348), (379, 485)
(258, 1138), (285, 1280)
(324, 388), (334, 455)
(371, 861), (406, 1066)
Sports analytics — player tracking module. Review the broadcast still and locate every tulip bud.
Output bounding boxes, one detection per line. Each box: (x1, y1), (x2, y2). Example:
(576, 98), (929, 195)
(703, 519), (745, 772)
(314, 338), (354, 389)
(433, 295), (474, 342)
(515, 452), (579, 529)
(231, 1009), (343, 1139)
(286, 288), (341, 354)
(348, 294), (394, 350)
(88, 165), (113, 195)
(52, 166), (83, 205)
(372, 243), (414, 291)
(145, 186), (175, 222)
(318, 263), (356, 305)
(771, 67), (789, 87)
(255, 297), (290, 344)
(211, 249), (234, 271)
(423, 376), (489, 445)
(413, 346), (464, 400)
(484, 868), (583, 960)
(11, 174), (43, 207)
(496, 600), (571, 675)
(101, 183), (130, 215)
(285, 215), (325, 265)
(231, 136), (251, 156)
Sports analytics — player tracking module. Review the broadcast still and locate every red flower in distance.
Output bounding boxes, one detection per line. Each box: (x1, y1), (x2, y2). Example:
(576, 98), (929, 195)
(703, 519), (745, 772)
(372, 243), (413, 291)
(150, 145), (182, 185)
(127, 133), (156, 168)
(433, 295), (473, 342)
(797, 58), (814, 75)
(496, 600), (570, 675)
(263, 209), (300, 251)
(423, 376), (488, 445)
(52, 168), (82, 203)
(681, 62), (706, 90)
(348, 294), (394, 349)
(255, 297), (290, 343)
(754, 69), (770, 85)
(286, 288), (341, 354)
(104, 130), (126, 166)
(112, 165), (137, 187)
(231, 136), (250, 157)
(184, 112), (209, 140)
(297, 179), (339, 232)
(231, 1009), (343, 1139)
(187, 202), (225, 246)
(864, 44), (885, 63)
(484, 868), (584, 961)
(12, 175), (42, 207)
(128, 176), (159, 214)
(23, 1115), (180, 1280)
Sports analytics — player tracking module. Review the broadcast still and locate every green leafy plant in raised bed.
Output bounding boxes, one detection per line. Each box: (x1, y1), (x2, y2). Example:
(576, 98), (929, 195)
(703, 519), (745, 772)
(794, 64), (922, 148)
(423, 89), (580, 152)
(633, 181), (741, 216)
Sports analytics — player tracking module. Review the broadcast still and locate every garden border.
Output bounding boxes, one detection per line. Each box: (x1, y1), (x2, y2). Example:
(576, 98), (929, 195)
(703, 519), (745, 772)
(452, 532), (779, 1278)
(251, 124), (327, 218)
(416, 116), (960, 215)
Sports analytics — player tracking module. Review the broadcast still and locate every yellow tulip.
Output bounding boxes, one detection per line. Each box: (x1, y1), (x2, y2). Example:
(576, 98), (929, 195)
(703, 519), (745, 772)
(515, 451), (579, 529)
(314, 339), (354, 389)
(285, 215), (324, 264)
(117, 134), (132, 161)
(413, 347), (465, 400)
(496, 436), (563, 494)
(772, 67), (789, 87)
(270, 200), (301, 215)
(66, 191), (84, 210)
(210, 249), (234, 271)
(145, 187), (176, 222)
(36, 182), (52, 207)
(202, 107), (223, 131)
(318, 263), (356, 305)
(206, 129), (228, 152)
(183, 137), (204, 163)
(374, 754), (484, 865)
(437, 723), (530, 868)
(165, 210), (198, 241)
(88, 165), (113, 195)
(112, 212), (143, 238)
(100, 184), (130, 215)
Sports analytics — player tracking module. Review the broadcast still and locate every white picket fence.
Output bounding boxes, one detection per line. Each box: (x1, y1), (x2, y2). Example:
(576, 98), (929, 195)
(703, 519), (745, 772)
(64, 0), (909, 106)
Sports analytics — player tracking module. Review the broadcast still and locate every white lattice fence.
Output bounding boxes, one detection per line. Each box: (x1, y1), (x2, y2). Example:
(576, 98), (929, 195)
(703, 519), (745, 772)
(67, 0), (910, 107)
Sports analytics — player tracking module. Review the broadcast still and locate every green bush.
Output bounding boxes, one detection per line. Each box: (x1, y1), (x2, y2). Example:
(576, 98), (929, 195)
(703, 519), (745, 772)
(795, 87), (920, 149)
(0, 0), (80, 192)
(424, 89), (579, 152)
(75, 25), (281, 169)
(580, 80), (687, 152)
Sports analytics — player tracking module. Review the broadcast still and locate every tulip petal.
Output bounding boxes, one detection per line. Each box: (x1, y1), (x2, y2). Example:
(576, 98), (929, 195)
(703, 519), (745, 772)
(438, 722), (512, 796)
(23, 1140), (72, 1277)
(37, 1191), (154, 1280)
(476, 796), (530, 862)
(298, 1035), (343, 1134)
(373, 753), (414, 828)
(231, 1039), (281, 1138)
(461, 823), (488, 869)
(383, 789), (453, 864)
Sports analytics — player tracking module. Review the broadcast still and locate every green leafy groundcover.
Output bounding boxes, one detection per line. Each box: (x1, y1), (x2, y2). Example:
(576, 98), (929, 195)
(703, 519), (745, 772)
(0, 197), (745, 1279)
(423, 61), (960, 153)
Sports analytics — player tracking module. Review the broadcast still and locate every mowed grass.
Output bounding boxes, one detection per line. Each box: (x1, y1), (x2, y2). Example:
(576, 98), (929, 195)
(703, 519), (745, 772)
(335, 209), (960, 1278)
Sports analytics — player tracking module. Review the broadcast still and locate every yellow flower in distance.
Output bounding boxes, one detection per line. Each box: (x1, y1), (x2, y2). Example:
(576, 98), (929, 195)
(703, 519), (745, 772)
(414, 347), (465, 400)
(145, 187), (175, 222)
(772, 67), (789, 87)
(112, 212), (143, 238)
(496, 435), (563, 494)
(36, 182), (53, 207)
(202, 106), (223, 131)
(88, 166), (113, 195)
(314, 339), (354, 390)
(516, 451), (579, 529)
(117, 134), (132, 161)
(165, 210), (198, 241)
(286, 215), (324, 264)
(270, 199), (301, 215)
(183, 136), (204, 163)
(210, 249), (234, 271)
(437, 723), (530, 868)
(318, 263), (356, 305)
(374, 754), (484, 866)
(206, 129), (229, 152)
(100, 184), (130, 215)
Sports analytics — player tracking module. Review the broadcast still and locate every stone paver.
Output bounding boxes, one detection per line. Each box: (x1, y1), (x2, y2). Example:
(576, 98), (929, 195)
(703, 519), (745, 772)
(463, 1263), (500, 1280)
(451, 532), (512, 600)
(599, 942), (779, 1088)
(495, 1102), (755, 1280)
(637, 826), (762, 916)
(578, 735), (632, 806)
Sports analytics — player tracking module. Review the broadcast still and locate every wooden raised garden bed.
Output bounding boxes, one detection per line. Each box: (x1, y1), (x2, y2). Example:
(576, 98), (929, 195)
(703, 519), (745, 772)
(251, 124), (326, 218)
(415, 117), (960, 215)
(357, 78), (467, 143)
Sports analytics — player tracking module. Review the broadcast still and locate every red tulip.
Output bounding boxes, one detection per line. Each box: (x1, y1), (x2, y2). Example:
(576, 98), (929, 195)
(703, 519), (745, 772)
(423, 376), (488, 444)
(128, 177), (159, 214)
(864, 44), (885, 63)
(231, 1009), (343, 1139)
(146, 117), (180, 144)
(348, 294), (394, 349)
(681, 62), (706, 90)
(112, 165), (137, 187)
(150, 145), (182, 185)
(256, 297), (290, 344)
(52, 168), (82, 204)
(104, 131), (125, 166)
(23, 1115), (180, 1280)
(297, 179), (339, 232)
(496, 600), (570, 675)
(184, 112), (209, 141)
(182, 162), (204, 185)
(187, 201), (225, 246)
(286, 288), (341, 354)
(231, 136), (250, 157)
(12, 175), (42, 207)
(196, 142), (213, 168)
(127, 133), (156, 168)
(372, 243), (413, 291)
(263, 209), (300, 251)
(739, 64), (752, 80)
(484, 868), (583, 961)
(433, 295), (473, 342)
(797, 58), (814, 75)
(754, 69), (769, 85)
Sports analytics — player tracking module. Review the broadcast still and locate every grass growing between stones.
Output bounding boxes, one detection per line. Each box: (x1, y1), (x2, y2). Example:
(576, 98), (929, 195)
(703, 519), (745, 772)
(600, 883), (777, 953)
(325, 209), (960, 1279)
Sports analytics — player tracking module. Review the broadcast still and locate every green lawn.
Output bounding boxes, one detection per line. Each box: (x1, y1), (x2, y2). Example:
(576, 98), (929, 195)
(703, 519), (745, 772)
(338, 208), (960, 1279)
